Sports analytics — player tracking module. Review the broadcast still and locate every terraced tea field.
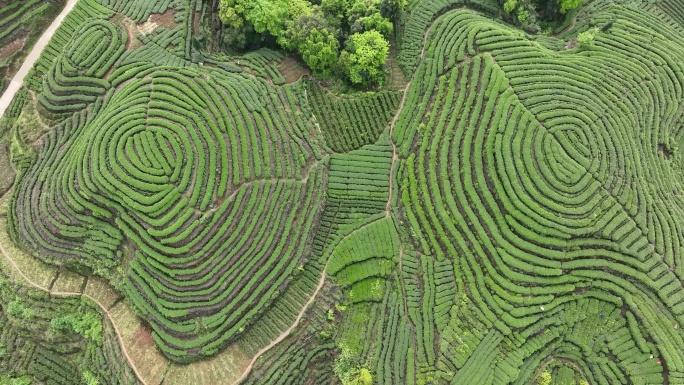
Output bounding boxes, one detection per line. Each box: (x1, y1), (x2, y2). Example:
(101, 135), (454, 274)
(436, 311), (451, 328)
(2, 0), (684, 384)
(0, 0), (65, 94)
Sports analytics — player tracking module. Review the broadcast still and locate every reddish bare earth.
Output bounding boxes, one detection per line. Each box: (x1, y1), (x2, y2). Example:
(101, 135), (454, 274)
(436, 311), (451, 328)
(150, 9), (179, 29)
(134, 326), (155, 349)
(0, 37), (26, 60)
(278, 56), (311, 84)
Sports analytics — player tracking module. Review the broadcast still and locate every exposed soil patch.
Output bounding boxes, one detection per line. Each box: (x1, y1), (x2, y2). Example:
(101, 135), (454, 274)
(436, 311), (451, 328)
(138, 9), (180, 35)
(109, 13), (127, 24)
(134, 325), (155, 349)
(150, 9), (179, 29)
(193, 11), (201, 36)
(565, 39), (579, 49)
(0, 144), (15, 197)
(0, 37), (27, 60)
(110, 13), (140, 50)
(137, 19), (158, 35)
(278, 56), (310, 84)
(126, 26), (140, 50)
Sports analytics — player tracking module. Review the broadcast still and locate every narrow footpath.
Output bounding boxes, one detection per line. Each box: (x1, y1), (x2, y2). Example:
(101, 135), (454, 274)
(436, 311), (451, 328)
(0, 2), (443, 384)
(0, 239), (146, 384)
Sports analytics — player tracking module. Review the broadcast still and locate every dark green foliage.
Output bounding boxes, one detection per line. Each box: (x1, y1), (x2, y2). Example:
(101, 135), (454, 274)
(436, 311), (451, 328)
(307, 80), (401, 152)
(0, 277), (135, 385)
(297, 27), (339, 76)
(339, 30), (390, 86)
(217, 0), (396, 86)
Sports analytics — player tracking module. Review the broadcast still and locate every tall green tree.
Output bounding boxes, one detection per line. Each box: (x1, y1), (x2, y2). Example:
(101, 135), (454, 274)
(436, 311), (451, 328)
(559, 0), (583, 13)
(218, 0), (394, 85)
(348, 0), (393, 36)
(299, 28), (339, 76)
(279, 12), (339, 76)
(380, 0), (406, 20)
(321, 0), (353, 24)
(219, 0), (313, 39)
(339, 30), (389, 87)
(355, 12), (393, 36)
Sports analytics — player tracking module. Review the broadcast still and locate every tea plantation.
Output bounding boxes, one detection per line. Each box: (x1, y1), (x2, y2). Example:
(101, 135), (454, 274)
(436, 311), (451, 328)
(1, 0), (684, 384)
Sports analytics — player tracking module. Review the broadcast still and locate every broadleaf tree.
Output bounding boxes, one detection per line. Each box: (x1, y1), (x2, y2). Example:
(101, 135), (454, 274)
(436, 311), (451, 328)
(339, 30), (389, 87)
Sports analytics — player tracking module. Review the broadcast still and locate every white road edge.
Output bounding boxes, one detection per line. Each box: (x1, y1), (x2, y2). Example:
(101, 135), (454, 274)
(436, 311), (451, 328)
(0, 0), (78, 119)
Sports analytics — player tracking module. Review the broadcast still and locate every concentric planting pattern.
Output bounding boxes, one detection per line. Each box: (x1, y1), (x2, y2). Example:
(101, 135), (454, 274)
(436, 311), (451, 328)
(393, 7), (684, 384)
(12, 0), (684, 381)
(13, 67), (324, 362)
(40, 19), (126, 114)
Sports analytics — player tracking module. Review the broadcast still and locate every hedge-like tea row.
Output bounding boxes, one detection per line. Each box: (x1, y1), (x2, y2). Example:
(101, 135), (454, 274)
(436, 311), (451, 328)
(327, 217), (398, 303)
(396, 0), (498, 76)
(33, 0), (114, 78)
(95, 0), (175, 23)
(312, 137), (392, 259)
(391, 6), (684, 384)
(0, 0), (48, 42)
(242, 276), (340, 385)
(83, 319), (139, 385)
(28, 349), (80, 385)
(13, 65), (325, 363)
(307, 80), (402, 153)
(39, 19), (126, 114)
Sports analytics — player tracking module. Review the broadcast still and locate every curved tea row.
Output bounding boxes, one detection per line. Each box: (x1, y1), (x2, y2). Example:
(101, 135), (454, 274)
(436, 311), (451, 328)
(39, 19), (126, 114)
(393, 7), (684, 384)
(12, 64), (325, 362)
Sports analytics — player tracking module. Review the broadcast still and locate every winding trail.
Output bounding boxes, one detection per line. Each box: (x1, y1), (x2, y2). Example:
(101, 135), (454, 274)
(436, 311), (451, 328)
(0, 238), (147, 384)
(233, 269), (329, 384)
(234, 214), (386, 382)
(385, 19), (435, 215)
(0, 0), (78, 119)
(0, 3), (443, 385)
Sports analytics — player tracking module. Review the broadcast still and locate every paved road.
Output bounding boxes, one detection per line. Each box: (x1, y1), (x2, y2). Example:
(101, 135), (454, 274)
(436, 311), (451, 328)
(0, 0), (78, 119)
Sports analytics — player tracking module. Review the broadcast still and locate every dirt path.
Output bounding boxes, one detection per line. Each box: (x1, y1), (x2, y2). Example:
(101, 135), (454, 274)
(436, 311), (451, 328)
(0, 239), (147, 385)
(234, 269), (328, 383)
(235, 214), (386, 382)
(386, 20), (435, 215)
(0, 0), (78, 119)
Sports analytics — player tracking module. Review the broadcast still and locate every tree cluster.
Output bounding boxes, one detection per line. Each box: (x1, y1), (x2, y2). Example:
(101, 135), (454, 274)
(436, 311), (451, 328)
(218, 0), (404, 87)
(499, 0), (584, 32)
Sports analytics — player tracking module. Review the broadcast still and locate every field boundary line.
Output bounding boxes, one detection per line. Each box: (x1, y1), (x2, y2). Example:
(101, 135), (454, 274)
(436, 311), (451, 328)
(0, 237), (149, 385)
(235, 214), (387, 383)
(386, 18), (435, 215)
